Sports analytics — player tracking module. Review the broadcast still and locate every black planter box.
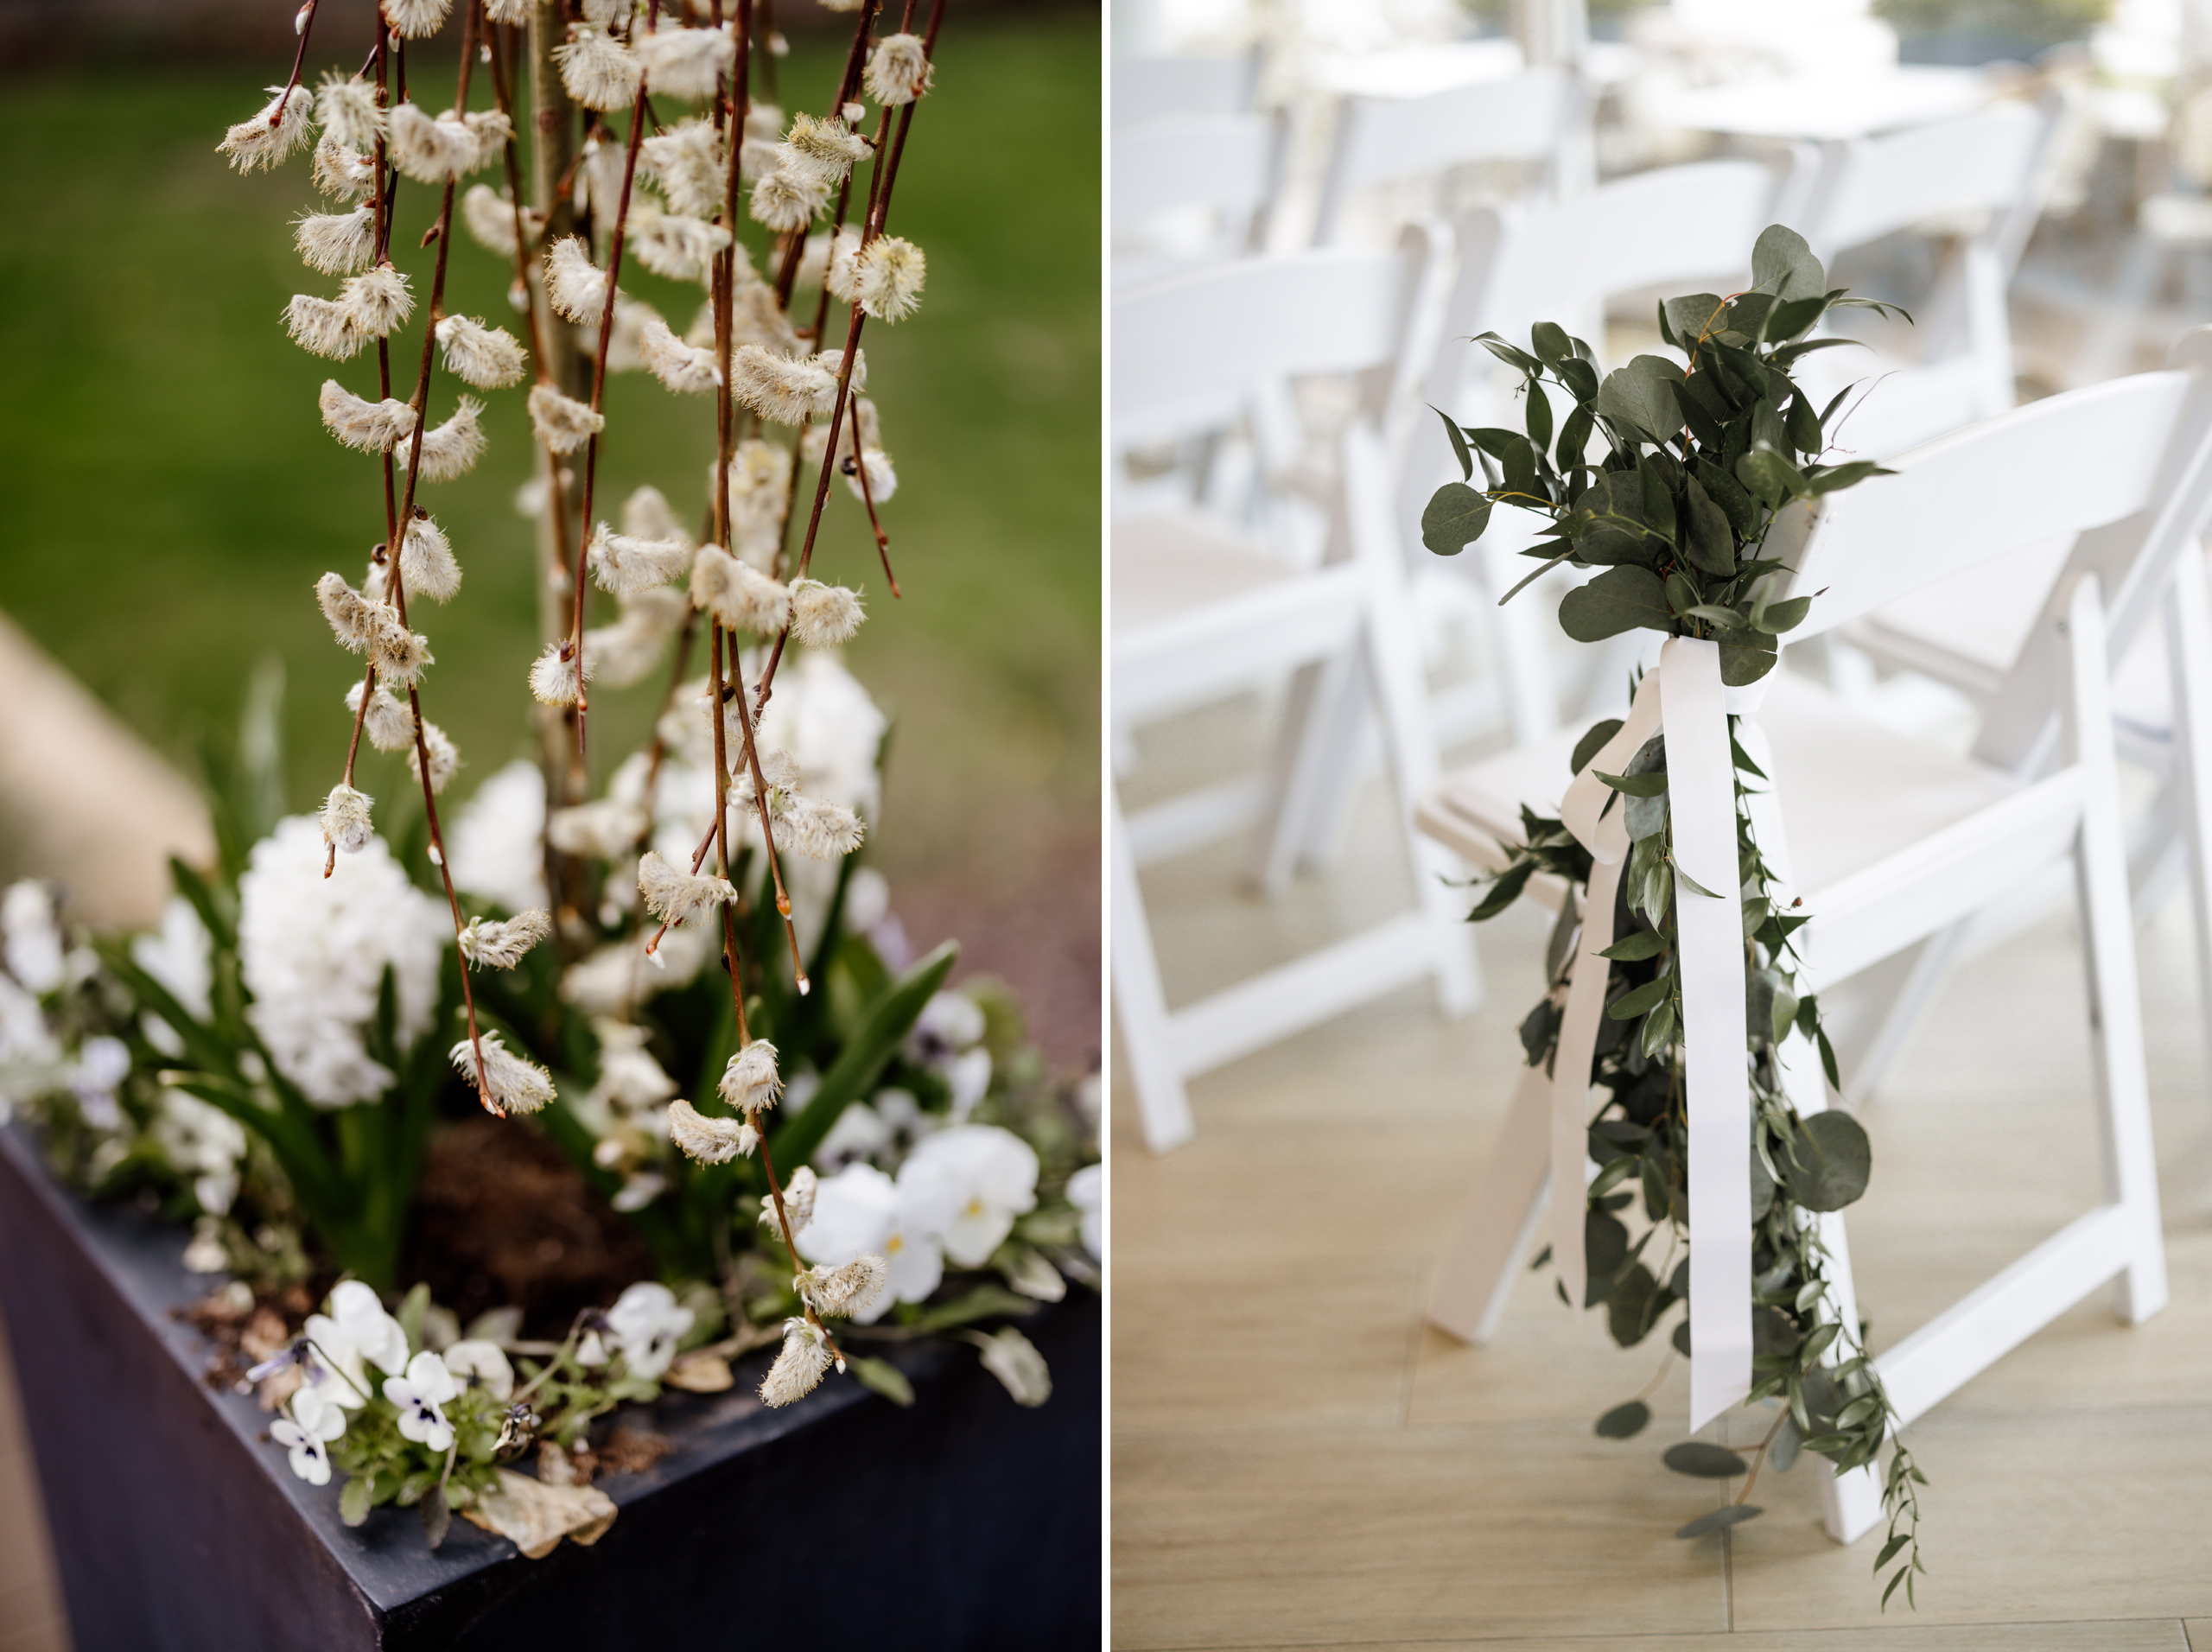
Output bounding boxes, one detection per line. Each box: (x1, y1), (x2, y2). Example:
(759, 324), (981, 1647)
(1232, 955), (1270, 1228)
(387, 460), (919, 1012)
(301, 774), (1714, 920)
(0, 1128), (1101, 1651)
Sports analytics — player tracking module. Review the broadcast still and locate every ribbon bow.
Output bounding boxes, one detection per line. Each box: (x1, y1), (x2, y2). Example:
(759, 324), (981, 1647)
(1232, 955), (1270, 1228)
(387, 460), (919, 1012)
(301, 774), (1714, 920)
(1547, 636), (1751, 1431)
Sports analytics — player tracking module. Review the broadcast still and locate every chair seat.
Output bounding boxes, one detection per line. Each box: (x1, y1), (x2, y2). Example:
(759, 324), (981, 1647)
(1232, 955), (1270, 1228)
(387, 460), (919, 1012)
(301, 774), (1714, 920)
(1111, 511), (1298, 633)
(1417, 668), (2022, 899)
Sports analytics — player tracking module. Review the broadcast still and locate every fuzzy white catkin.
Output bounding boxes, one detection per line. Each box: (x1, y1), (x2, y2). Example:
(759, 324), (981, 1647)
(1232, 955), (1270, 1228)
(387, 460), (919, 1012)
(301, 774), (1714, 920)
(855, 237), (925, 322)
(638, 315), (721, 394)
(823, 226), (862, 302)
(295, 206), (375, 276)
(459, 907), (552, 969)
(526, 384), (604, 454)
(461, 184), (545, 257)
(760, 1165), (817, 1238)
(797, 1255), (888, 1318)
(397, 398), (487, 483)
(450, 1030), (556, 1115)
(640, 120), (725, 219)
(284, 295), (364, 361)
(384, 0), (453, 40)
(621, 484), (691, 548)
(760, 1318), (831, 1407)
(346, 681), (416, 753)
(386, 102), (472, 184)
(320, 382), (418, 453)
(315, 573), (380, 651)
(371, 622), (434, 689)
(315, 74), (383, 149)
(543, 236), (612, 324)
(313, 137), (376, 200)
(719, 1039), (784, 1113)
(782, 114), (869, 187)
(690, 545), (791, 633)
(582, 612), (665, 688)
(727, 346), (836, 425)
(399, 516), (461, 601)
(781, 796), (865, 861)
(637, 24), (733, 101)
(588, 523), (691, 597)
(721, 438), (792, 569)
(462, 110), (514, 174)
(580, 0), (630, 25)
(788, 579), (864, 647)
(483, 0), (532, 22)
(666, 1098), (758, 1163)
(865, 35), (932, 106)
(747, 167), (828, 234)
(321, 784), (375, 854)
(337, 264), (413, 337)
(628, 209), (731, 284)
(529, 642), (591, 708)
(546, 798), (647, 859)
(435, 315), (526, 390)
(219, 85), (313, 174)
(556, 29), (643, 111)
(635, 850), (734, 927)
(410, 721), (461, 792)
(849, 448), (898, 503)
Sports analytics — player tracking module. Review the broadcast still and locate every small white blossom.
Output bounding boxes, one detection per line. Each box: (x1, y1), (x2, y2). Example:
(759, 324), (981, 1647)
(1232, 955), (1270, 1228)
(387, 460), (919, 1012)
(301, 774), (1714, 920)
(797, 1161), (934, 1314)
(441, 1338), (514, 1401)
(717, 1039), (783, 1113)
(435, 315), (527, 390)
(459, 907), (552, 970)
(902, 1125), (1040, 1268)
(153, 1088), (249, 1216)
(273, 1386), (347, 1484)
(3, 882), (66, 994)
(588, 1019), (677, 1111)
(665, 1097), (758, 1163)
(385, 1350), (460, 1452)
(219, 85), (313, 174)
(451, 1029), (556, 1115)
(607, 1282), (695, 1379)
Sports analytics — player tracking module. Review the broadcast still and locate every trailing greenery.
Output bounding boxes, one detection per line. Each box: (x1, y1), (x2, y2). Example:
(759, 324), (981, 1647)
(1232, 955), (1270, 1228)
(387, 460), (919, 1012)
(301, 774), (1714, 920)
(1428, 226), (1926, 1608)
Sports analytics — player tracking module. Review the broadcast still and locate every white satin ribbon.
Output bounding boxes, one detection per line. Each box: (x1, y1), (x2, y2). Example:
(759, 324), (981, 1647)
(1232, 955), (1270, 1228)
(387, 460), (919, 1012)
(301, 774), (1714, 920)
(1548, 637), (1751, 1432)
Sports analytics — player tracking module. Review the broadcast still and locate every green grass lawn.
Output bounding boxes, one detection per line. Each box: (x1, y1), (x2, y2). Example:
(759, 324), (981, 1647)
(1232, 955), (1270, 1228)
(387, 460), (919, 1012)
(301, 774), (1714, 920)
(0, 15), (1100, 888)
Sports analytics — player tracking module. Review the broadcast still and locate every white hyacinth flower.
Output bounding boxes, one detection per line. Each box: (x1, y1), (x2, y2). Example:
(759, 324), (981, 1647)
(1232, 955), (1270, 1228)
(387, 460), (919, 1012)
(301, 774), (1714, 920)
(384, 1350), (460, 1452)
(458, 907), (552, 970)
(665, 1097), (758, 1164)
(435, 315), (527, 390)
(320, 784), (374, 855)
(294, 206), (375, 276)
(219, 85), (313, 174)
(865, 33), (932, 106)
(718, 1038), (784, 1114)
(527, 383), (603, 454)
(759, 1318), (832, 1407)
(446, 760), (549, 915)
(451, 1028), (556, 1115)
(606, 1282), (695, 1380)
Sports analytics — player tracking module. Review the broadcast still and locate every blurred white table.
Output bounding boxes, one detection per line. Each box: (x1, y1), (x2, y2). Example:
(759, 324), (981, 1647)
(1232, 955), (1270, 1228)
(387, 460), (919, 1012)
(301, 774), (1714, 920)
(1649, 65), (1993, 142)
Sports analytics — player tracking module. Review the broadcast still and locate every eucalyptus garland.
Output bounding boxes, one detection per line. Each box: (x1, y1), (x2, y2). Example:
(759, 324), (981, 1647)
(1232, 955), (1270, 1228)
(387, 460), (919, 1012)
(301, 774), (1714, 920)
(1427, 226), (1927, 1608)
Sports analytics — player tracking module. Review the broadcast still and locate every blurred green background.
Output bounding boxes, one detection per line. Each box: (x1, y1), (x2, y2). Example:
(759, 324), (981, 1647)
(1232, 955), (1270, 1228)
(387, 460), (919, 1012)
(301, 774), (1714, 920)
(0, 12), (1102, 1052)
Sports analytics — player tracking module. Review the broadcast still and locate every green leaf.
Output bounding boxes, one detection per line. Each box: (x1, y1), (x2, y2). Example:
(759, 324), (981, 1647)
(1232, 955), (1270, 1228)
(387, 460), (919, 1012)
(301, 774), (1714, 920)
(340, 1474), (373, 1528)
(1560, 565), (1672, 643)
(1662, 294), (1729, 345)
(1600, 930), (1664, 962)
(1786, 390), (1824, 454)
(1469, 858), (1536, 923)
(1431, 404), (1473, 482)
(1555, 403), (1595, 469)
(1780, 1109), (1872, 1212)
(1676, 1504), (1764, 1539)
(1663, 1441), (1751, 1478)
(1876, 1532), (1911, 1571)
(1719, 629), (1778, 687)
(770, 941), (958, 1170)
(1474, 331), (1541, 374)
(1680, 473), (1736, 575)
(1834, 1395), (1884, 1430)
(1751, 595), (1812, 636)
(1606, 1261), (1663, 1348)
(1530, 320), (1572, 364)
(1421, 482), (1492, 556)
(1524, 380), (1554, 452)
(1596, 354), (1687, 448)
(1607, 977), (1671, 1021)
(1751, 223), (1826, 302)
(1765, 293), (1829, 345)
(1695, 458), (1759, 539)
(1570, 718), (1624, 776)
(1556, 355), (1599, 402)
(1749, 1148), (1777, 1221)
(1770, 1415), (1802, 1473)
(849, 1355), (916, 1407)
(1804, 459), (1891, 497)
(911, 1284), (1036, 1332)
(1594, 768), (1668, 797)
(1594, 1399), (1651, 1439)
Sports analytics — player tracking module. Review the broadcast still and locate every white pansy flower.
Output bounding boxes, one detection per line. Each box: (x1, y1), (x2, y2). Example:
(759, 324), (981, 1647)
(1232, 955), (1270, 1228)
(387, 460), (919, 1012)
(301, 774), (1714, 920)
(606, 1281), (695, 1379)
(446, 759), (550, 914)
(1069, 1164), (1103, 1261)
(238, 817), (446, 1108)
(1, 882), (65, 994)
(302, 1280), (410, 1410)
(273, 1383), (348, 1484)
(384, 1350), (459, 1452)
(152, 1088), (249, 1215)
(899, 1125), (1039, 1268)
(440, 1338), (514, 1401)
(906, 991), (994, 1122)
(798, 1161), (945, 1319)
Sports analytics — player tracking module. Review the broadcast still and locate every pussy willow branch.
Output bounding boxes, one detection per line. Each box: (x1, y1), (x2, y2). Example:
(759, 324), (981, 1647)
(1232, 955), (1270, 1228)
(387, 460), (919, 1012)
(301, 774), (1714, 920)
(771, 0), (879, 308)
(272, 0), (324, 126)
(566, 0), (661, 743)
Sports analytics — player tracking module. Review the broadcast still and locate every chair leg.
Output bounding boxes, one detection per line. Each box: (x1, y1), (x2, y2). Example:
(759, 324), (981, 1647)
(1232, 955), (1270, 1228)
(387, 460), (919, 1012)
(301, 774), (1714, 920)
(1109, 785), (1197, 1153)
(2163, 542), (2212, 1106)
(2066, 575), (2168, 1321)
(1250, 648), (1365, 893)
(1427, 1062), (1550, 1343)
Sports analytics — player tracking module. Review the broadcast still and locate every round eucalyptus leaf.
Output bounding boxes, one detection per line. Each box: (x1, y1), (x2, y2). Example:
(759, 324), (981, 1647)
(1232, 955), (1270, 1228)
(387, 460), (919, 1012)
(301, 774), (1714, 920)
(1781, 1110), (1872, 1211)
(1421, 482), (1492, 556)
(1594, 1400), (1651, 1439)
(1662, 1441), (1750, 1479)
(1675, 1503), (1764, 1540)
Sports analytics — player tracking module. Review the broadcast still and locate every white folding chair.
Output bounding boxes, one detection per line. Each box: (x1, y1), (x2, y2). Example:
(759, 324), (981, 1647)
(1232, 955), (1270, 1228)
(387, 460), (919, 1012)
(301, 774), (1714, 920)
(1112, 49), (1261, 130)
(1110, 111), (1287, 289)
(1412, 344), (2212, 1543)
(1112, 227), (1483, 1153)
(1311, 71), (1583, 249)
(1791, 100), (2056, 461)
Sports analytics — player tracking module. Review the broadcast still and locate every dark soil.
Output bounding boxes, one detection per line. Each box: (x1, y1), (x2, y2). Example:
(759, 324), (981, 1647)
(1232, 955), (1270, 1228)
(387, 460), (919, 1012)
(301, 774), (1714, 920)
(404, 1117), (653, 1340)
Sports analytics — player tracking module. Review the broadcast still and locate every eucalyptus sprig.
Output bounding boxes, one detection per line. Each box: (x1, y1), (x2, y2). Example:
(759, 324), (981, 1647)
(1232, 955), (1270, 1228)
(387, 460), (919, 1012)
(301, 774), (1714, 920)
(1431, 226), (1926, 1608)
